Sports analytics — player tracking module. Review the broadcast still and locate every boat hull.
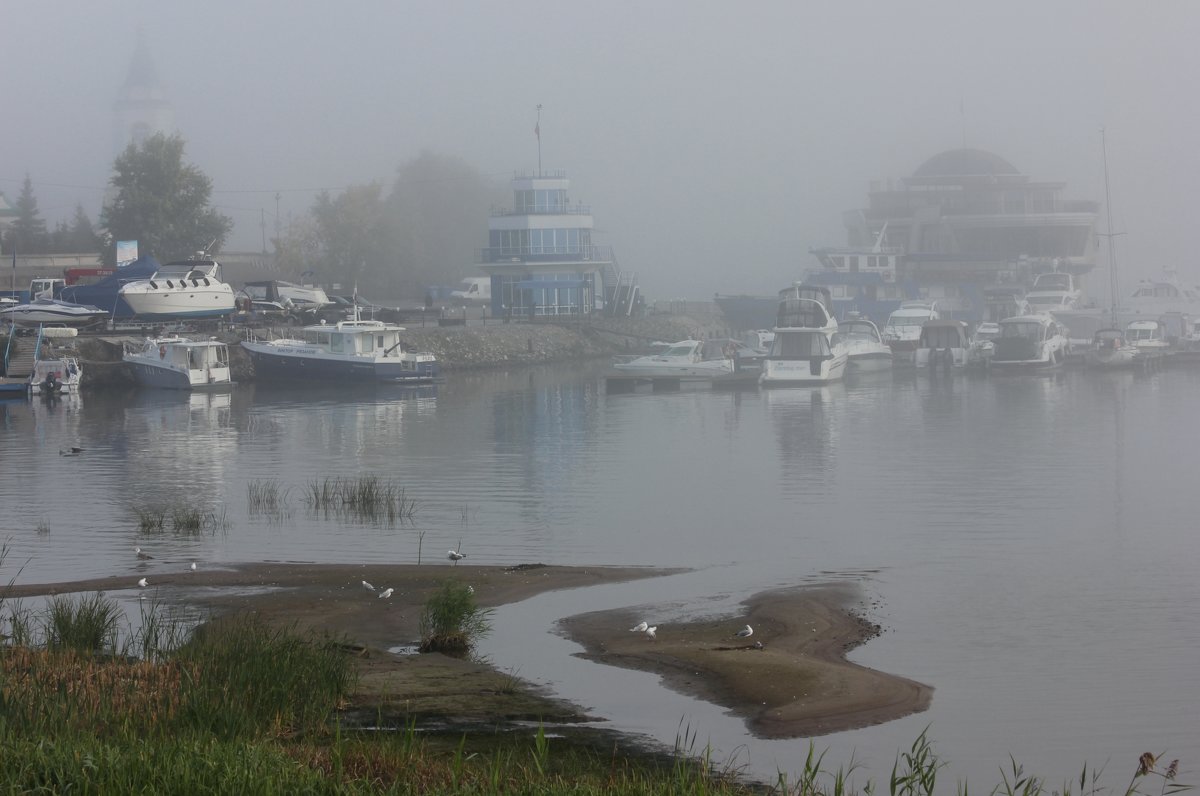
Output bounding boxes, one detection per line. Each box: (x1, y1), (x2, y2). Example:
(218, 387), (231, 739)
(0, 307), (106, 327)
(846, 350), (893, 372)
(120, 289), (236, 319)
(242, 342), (438, 384)
(760, 353), (848, 385)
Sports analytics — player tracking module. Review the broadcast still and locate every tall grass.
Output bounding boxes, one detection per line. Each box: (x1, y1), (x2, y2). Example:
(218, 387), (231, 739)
(418, 580), (492, 656)
(44, 593), (123, 653)
(303, 476), (417, 523)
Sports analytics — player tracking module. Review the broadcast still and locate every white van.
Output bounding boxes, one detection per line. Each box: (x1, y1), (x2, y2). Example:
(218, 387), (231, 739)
(450, 277), (491, 303)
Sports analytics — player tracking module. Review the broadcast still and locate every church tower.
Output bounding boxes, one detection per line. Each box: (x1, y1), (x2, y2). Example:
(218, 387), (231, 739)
(113, 33), (175, 153)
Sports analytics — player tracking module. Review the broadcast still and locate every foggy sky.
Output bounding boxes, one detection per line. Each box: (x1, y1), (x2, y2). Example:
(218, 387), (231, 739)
(3, 0), (1196, 303)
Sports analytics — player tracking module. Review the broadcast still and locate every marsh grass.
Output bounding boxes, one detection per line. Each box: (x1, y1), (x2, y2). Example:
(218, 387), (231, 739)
(418, 580), (492, 657)
(303, 476), (417, 524)
(170, 504), (228, 534)
(247, 479), (289, 513)
(133, 505), (167, 532)
(45, 593), (123, 653)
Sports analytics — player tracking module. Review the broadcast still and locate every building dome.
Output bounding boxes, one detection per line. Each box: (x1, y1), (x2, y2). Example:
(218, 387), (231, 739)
(912, 149), (1019, 178)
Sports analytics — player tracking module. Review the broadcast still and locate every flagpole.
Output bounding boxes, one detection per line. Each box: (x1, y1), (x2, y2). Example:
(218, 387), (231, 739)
(536, 104), (543, 177)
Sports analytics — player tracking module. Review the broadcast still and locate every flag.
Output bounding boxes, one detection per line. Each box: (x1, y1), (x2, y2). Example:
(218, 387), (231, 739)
(535, 121), (540, 140)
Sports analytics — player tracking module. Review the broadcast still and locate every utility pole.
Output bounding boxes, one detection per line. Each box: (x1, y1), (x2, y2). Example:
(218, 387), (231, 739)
(274, 192), (282, 253)
(260, 208), (267, 254)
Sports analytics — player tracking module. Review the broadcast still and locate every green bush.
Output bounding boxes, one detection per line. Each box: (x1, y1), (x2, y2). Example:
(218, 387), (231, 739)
(418, 581), (492, 657)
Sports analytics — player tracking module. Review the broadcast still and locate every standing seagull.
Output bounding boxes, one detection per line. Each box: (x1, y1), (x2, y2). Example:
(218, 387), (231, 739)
(190, 562), (197, 572)
(137, 577), (148, 588)
(447, 550), (466, 565)
(629, 621), (648, 633)
(645, 626), (657, 640)
(361, 580), (376, 592)
(134, 547), (152, 560)
(378, 587), (394, 599)
(735, 624), (754, 638)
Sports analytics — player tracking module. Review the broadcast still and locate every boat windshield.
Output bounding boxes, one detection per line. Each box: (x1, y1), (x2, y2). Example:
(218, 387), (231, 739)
(1028, 295), (1068, 307)
(887, 315), (927, 328)
(1034, 274), (1072, 291)
(660, 344), (699, 358)
(920, 326), (965, 348)
(1001, 321), (1043, 339)
(842, 322), (879, 341)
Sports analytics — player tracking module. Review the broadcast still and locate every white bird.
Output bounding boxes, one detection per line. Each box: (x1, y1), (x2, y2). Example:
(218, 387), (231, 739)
(466, 585), (474, 595)
(448, 550), (466, 564)
(378, 588), (394, 599)
(137, 577), (147, 588)
(134, 547), (152, 560)
(189, 562), (197, 572)
(735, 624), (754, 638)
(645, 626), (657, 640)
(362, 580), (376, 592)
(629, 621), (648, 633)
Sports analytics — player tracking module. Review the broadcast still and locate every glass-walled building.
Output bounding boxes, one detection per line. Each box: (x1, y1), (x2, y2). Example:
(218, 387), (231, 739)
(479, 170), (618, 318)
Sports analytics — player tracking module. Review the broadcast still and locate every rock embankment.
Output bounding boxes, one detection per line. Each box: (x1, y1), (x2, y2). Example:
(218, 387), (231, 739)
(46, 312), (731, 388)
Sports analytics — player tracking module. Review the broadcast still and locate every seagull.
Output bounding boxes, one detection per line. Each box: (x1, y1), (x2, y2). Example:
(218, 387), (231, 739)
(378, 588), (394, 599)
(189, 562), (197, 572)
(735, 624), (754, 638)
(645, 626), (657, 640)
(137, 577), (147, 588)
(448, 550), (466, 564)
(629, 621), (648, 633)
(134, 547), (152, 560)
(362, 580), (376, 592)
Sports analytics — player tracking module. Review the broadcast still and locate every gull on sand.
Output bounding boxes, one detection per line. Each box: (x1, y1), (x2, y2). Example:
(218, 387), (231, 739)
(645, 626), (657, 640)
(735, 624), (753, 638)
(137, 578), (148, 588)
(378, 588), (394, 599)
(629, 621), (648, 633)
(362, 580), (376, 592)
(448, 550), (466, 564)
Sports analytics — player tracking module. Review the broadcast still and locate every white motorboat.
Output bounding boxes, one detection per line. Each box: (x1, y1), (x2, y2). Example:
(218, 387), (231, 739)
(839, 317), (892, 372)
(29, 355), (83, 395)
(612, 339), (734, 380)
(1125, 319), (1170, 357)
(1024, 272), (1084, 314)
(989, 313), (1070, 370)
(881, 301), (939, 362)
(760, 284), (848, 386)
(123, 337), (233, 390)
(0, 298), (108, 328)
(914, 319), (971, 371)
(241, 317), (439, 384)
(118, 254), (237, 319)
(967, 321), (1001, 367)
(1122, 269), (1200, 321)
(1084, 328), (1139, 369)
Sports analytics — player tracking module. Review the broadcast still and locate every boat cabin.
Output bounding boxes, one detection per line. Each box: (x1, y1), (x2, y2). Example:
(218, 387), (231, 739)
(775, 284), (836, 330)
(919, 320), (970, 350)
(301, 320), (408, 356)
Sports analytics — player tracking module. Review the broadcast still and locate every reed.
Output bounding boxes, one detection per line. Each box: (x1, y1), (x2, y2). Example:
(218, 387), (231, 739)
(169, 504), (228, 534)
(133, 505), (167, 532)
(303, 476), (417, 524)
(44, 593), (123, 653)
(247, 479), (289, 513)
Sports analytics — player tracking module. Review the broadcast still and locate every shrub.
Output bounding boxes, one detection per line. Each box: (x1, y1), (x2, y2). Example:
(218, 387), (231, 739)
(419, 581), (492, 657)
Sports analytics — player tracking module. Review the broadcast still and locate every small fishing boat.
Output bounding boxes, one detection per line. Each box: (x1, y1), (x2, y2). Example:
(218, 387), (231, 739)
(241, 317), (438, 384)
(123, 337), (233, 390)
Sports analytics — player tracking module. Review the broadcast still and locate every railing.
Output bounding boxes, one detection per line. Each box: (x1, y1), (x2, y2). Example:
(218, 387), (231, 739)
(479, 245), (613, 263)
(490, 203), (592, 217)
(513, 169), (567, 179)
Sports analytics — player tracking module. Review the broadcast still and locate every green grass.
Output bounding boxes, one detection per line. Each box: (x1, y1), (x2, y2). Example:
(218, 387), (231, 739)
(418, 580), (492, 657)
(303, 476), (417, 524)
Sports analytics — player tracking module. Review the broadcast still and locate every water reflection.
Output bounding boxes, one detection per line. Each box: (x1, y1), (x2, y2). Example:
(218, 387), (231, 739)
(764, 385), (841, 493)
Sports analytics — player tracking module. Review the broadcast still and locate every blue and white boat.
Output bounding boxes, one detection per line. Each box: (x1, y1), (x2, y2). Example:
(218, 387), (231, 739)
(0, 297), (108, 328)
(123, 336), (232, 390)
(241, 317), (438, 384)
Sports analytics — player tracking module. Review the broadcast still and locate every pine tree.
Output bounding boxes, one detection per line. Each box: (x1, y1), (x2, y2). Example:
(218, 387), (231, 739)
(4, 174), (48, 253)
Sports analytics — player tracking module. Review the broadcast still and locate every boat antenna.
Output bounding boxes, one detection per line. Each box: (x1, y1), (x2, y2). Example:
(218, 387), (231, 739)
(1099, 127), (1125, 324)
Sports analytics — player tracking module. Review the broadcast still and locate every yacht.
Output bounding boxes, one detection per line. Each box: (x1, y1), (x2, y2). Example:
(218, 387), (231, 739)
(839, 316), (892, 372)
(241, 317), (438, 384)
(1125, 319), (1170, 357)
(914, 319), (970, 371)
(1122, 270), (1200, 321)
(118, 254), (237, 319)
(760, 284), (848, 386)
(989, 314), (1070, 370)
(123, 337), (233, 390)
(881, 301), (939, 362)
(1024, 272), (1083, 314)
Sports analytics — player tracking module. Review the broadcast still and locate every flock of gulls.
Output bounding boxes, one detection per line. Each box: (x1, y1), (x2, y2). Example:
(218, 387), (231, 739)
(133, 547), (197, 591)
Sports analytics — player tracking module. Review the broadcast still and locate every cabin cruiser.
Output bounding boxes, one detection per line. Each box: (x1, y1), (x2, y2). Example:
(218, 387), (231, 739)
(1125, 319), (1170, 356)
(1024, 272), (1083, 314)
(0, 297), (108, 327)
(760, 284), (848, 386)
(989, 314), (1070, 370)
(914, 319), (970, 371)
(242, 316), (438, 384)
(1123, 269), (1200, 320)
(612, 339), (735, 380)
(123, 337), (233, 390)
(881, 301), (939, 362)
(118, 254), (237, 319)
(839, 317), (892, 372)
(1084, 328), (1139, 369)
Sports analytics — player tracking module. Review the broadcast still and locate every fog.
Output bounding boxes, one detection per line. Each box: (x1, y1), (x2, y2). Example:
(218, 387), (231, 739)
(3, 0), (1197, 302)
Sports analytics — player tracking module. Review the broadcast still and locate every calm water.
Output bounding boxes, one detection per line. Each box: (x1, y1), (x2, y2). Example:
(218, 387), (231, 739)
(2, 362), (1198, 788)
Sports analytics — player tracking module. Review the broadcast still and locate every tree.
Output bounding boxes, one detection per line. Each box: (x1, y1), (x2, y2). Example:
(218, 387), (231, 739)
(100, 133), (232, 265)
(4, 174), (48, 253)
(67, 205), (100, 252)
(310, 183), (387, 291)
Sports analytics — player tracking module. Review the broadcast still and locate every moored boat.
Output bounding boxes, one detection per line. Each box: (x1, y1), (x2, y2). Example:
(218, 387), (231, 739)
(611, 339), (734, 380)
(117, 254), (236, 319)
(1084, 328), (1138, 369)
(241, 317), (438, 384)
(881, 301), (939, 363)
(989, 314), (1070, 370)
(123, 337), (233, 390)
(839, 317), (892, 372)
(760, 284), (848, 386)
(914, 319), (970, 372)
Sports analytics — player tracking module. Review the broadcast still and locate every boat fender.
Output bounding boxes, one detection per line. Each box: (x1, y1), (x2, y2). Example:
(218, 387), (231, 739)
(160, 345), (167, 359)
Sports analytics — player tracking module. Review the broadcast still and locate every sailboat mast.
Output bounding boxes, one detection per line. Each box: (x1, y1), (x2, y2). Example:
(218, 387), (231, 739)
(1101, 128), (1119, 322)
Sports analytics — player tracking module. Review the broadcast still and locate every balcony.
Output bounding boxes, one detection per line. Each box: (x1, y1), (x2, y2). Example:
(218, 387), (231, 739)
(480, 245), (613, 264)
(490, 203), (592, 217)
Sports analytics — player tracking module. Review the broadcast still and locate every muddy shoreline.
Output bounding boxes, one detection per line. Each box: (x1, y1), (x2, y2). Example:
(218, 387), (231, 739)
(7, 563), (930, 738)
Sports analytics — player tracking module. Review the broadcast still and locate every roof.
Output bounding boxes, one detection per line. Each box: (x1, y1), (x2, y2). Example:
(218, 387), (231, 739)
(912, 149), (1020, 178)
